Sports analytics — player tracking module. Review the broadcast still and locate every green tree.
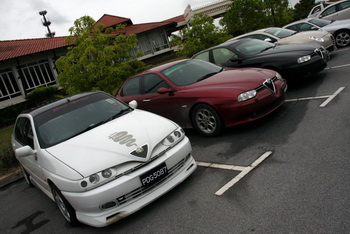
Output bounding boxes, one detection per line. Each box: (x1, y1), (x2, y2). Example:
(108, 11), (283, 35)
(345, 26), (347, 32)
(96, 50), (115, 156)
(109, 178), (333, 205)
(171, 14), (231, 57)
(221, 0), (293, 36)
(264, 0), (293, 26)
(56, 16), (145, 95)
(293, 0), (316, 20)
(220, 0), (266, 36)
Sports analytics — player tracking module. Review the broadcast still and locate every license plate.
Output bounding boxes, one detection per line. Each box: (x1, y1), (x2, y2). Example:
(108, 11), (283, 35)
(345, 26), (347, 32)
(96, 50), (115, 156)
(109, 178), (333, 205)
(140, 163), (168, 189)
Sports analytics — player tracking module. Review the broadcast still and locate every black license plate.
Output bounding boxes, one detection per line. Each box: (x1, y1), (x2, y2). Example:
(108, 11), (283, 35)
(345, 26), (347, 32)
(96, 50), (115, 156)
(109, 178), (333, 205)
(140, 163), (168, 189)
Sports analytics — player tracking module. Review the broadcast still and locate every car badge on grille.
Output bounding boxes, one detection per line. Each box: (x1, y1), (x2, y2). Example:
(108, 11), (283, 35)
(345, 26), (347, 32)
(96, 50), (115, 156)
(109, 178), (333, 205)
(130, 144), (148, 158)
(263, 78), (276, 93)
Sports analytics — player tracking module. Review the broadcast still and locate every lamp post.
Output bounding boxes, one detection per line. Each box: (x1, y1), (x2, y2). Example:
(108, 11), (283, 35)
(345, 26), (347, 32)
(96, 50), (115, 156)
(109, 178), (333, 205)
(39, 10), (55, 38)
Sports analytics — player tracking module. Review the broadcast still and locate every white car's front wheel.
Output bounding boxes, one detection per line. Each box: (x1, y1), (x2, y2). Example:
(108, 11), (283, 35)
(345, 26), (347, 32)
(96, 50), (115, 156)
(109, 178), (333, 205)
(51, 184), (79, 226)
(335, 30), (350, 48)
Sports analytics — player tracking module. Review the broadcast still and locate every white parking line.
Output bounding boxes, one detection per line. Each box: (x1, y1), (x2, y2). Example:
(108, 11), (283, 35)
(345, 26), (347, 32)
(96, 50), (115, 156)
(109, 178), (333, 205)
(285, 87), (345, 108)
(325, 64), (350, 70)
(197, 151), (273, 196)
(319, 87), (345, 108)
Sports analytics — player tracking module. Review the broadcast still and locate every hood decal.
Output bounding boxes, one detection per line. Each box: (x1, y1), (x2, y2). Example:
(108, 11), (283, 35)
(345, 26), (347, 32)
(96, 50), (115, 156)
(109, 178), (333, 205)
(109, 131), (137, 147)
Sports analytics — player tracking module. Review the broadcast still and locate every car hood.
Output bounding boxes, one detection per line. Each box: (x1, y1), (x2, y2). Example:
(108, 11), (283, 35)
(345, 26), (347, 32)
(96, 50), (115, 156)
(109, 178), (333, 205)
(192, 68), (277, 90)
(278, 30), (330, 44)
(323, 19), (350, 30)
(45, 110), (177, 177)
(259, 43), (318, 56)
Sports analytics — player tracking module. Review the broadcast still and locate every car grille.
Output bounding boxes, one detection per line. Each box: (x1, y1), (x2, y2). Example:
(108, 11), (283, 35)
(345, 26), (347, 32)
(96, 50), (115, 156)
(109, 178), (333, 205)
(115, 156), (188, 206)
(255, 76), (279, 92)
(311, 47), (327, 59)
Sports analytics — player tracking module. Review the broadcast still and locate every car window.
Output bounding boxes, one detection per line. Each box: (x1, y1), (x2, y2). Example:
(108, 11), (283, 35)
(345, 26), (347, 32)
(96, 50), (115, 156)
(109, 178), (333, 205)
(143, 74), (170, 94)
(320, 5), (337, 17)
(121, 76), (141, 96)
(339, 1), (350, 10)
(161, 60), (222, 86)
(212, 48), (237, 65)
(35, 92), (131, 148)
(265, 28), (295, 38)
(14, 117), (34, 148)
(309, 18), (332, 27)
(194, 51), (210, 62)
(233, 40), (274, 56)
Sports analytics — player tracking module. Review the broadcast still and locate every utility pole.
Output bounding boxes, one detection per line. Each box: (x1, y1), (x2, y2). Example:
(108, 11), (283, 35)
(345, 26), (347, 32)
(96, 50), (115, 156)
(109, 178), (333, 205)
(39, 10), (55, 38)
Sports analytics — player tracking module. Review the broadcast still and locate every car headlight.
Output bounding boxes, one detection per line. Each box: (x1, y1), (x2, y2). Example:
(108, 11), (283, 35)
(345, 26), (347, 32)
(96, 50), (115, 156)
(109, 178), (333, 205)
(162, 127), (185, 146)
(275, 72), (282, 80)
(238, 90), (257, 102)
(309, 36), (324, 42)
(80, 168), (117, 190)
(297, 55), (311, 64)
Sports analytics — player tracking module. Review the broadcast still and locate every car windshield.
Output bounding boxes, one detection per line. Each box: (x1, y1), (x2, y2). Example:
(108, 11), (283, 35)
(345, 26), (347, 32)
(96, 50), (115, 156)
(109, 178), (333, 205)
(161, 59), (223, 86)
(265, 28), (296, 38)
(34, 92), (132, 148)
(231, 39), (275, 56)
(309, 18), (332, 27)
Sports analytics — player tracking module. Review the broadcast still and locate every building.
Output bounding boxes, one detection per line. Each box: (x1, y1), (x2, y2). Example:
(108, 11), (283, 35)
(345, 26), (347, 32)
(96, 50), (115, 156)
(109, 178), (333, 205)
(0, 0), (230, 109)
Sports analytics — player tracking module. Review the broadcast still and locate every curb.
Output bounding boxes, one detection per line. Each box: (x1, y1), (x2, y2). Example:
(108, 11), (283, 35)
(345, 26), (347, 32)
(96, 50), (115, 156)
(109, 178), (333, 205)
(0, 167), (23, 188)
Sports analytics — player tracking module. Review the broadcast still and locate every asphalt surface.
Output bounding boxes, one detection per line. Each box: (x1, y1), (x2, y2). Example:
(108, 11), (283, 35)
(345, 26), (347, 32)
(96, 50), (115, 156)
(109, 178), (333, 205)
(1, 47), (350, 233)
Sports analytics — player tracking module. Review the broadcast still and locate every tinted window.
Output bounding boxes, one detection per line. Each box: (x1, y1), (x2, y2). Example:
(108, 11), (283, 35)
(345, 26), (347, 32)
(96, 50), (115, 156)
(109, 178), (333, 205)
(35, 92), (131, 148)
(321, 5), (337, 17)
(143, 74), (170, 94)
(161, 60), (222, 86)
(265, 28), (295, 38)
(14, 117), (34, 148)
(194, 51), (210, 62)
(339, 1), (350, 10)
(309, 18), (332, 27)
(122, 76), (141, 96)
(212, 48), (237, 65)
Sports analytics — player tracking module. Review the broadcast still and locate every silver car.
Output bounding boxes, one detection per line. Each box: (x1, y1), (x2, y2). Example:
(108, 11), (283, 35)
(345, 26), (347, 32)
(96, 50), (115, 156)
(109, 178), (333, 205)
(317, 0), (350, 21)
(228, 27), (336, 52)
(284, 17), (350, 48)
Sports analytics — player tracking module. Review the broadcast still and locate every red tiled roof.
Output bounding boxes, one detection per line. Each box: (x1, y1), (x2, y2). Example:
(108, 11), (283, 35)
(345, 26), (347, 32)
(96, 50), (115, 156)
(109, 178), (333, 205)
(0, 37), (71, 62)
(123, 21), (177, 35)
(163, 15), (185, 23)
(95, 14), (132, 28)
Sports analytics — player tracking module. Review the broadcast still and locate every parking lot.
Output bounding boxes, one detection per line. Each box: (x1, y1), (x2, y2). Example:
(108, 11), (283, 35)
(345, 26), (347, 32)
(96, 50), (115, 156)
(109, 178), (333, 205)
(1, 47), (350, 233)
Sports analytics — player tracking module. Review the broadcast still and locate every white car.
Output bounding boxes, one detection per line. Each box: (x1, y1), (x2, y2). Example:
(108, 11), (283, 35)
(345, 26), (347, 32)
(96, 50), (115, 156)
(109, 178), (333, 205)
(316, 0), (350, 21)
(11, 91), (197, 227)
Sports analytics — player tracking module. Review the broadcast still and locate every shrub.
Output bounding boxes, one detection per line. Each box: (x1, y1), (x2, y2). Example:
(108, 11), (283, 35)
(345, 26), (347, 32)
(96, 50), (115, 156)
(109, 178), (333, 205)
(26, 86), (59, 103)
(0, 144), (18, 173)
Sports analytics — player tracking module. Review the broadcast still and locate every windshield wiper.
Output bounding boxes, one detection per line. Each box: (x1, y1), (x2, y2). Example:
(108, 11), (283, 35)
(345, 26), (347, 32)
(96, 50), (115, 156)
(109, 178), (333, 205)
(197, 68), (224, 82)
(260, 45), (275, 53)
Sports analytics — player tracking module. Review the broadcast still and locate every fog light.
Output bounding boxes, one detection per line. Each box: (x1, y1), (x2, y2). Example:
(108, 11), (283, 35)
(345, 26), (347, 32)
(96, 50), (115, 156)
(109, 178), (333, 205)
(101, 201), (117, 209)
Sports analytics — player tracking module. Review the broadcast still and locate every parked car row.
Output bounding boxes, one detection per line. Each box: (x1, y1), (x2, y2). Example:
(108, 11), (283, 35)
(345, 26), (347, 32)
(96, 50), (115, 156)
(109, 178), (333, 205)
(12, 6), (350, 228)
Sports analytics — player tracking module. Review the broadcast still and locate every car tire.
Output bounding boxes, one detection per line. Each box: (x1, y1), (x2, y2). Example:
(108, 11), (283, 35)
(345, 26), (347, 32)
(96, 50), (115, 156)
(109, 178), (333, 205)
(51, 184), (79, 226)
(191, 104), (222, 137)
(334, 30), (350, 48)
(20, 165), (34, 187)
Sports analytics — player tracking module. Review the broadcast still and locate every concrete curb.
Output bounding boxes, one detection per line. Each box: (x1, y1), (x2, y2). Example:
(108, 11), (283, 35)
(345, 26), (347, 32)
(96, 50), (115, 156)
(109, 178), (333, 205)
(0, 167), (23, 188)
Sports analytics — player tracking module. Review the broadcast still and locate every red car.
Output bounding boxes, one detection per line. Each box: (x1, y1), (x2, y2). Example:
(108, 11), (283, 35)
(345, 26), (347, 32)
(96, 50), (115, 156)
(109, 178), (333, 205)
(116, 59), (287, 136)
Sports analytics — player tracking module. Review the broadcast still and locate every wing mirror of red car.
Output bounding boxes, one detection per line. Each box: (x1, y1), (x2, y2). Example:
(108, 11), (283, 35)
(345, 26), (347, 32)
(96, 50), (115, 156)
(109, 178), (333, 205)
(129, 100), (138, 109)
(157, 87), (174, 94)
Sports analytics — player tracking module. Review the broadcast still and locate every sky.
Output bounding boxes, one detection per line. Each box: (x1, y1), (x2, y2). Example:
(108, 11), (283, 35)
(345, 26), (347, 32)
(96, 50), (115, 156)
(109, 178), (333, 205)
(0, 0), (303, 41)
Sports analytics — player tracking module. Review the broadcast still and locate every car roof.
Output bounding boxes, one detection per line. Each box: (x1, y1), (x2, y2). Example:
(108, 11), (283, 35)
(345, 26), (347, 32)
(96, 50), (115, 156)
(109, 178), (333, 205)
(25, 91), (99, 117)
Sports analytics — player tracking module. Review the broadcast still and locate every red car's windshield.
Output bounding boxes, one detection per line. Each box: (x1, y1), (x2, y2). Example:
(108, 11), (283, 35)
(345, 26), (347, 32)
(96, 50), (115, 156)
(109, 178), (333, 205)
(161, 60), (222, 86)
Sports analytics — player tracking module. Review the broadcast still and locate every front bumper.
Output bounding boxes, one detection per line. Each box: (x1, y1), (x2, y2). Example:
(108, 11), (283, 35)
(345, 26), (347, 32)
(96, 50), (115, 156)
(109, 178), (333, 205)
(62, 137), (196, 227)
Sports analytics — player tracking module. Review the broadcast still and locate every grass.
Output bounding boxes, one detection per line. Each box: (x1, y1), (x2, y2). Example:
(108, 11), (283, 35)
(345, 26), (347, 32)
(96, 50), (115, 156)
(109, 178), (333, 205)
(0, 125), (18, 176)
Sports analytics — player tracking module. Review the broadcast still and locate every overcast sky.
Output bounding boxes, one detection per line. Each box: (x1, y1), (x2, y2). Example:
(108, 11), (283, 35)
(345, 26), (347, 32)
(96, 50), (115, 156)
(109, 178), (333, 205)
(0, 0), (302, 41)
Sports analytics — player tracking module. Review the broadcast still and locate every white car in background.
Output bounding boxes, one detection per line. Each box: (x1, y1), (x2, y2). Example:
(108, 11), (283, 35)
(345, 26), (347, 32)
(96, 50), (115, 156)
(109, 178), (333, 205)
(11, 91), (197, 227)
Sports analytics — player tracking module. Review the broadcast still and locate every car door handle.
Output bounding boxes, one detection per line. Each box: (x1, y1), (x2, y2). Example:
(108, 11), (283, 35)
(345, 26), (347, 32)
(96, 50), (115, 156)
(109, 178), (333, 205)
(143, 99), (151, 102)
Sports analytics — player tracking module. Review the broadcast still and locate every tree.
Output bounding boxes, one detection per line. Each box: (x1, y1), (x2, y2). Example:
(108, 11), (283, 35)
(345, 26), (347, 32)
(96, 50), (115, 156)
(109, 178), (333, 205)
(293, 0), (316, 20)
(220, 0), (267, 36)
(171, 14), (231, 57)
(221, 0), (293, 36)
(55, 16), (145, 95)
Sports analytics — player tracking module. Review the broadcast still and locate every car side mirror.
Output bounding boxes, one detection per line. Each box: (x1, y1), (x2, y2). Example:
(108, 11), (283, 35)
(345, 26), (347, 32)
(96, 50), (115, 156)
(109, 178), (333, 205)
(264, 38), (272, 42)
(15, 146), (36, 158)
(157, 87), (174, 94)
(230, 58), (243, 64)
(128, 100), (138, 109)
